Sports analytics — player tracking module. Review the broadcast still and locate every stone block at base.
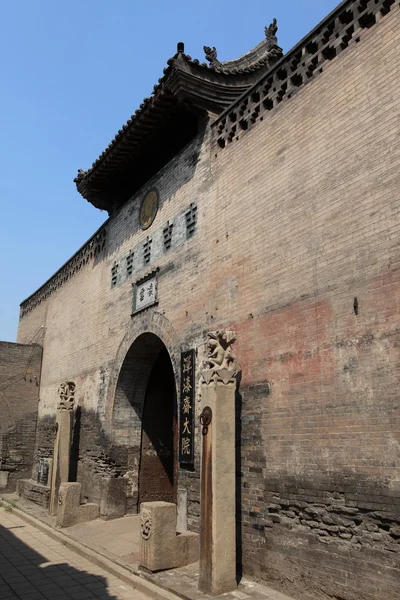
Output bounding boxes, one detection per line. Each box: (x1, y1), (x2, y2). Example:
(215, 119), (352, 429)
(17, 479), (50, 508)
(56, 482), (100, 527)
(176, 531), (200, 566)
(100, 477), (128, 520)
(71, 503), (100, 526)
(0, 471), (10, 490)
(140, 501), (199, 572)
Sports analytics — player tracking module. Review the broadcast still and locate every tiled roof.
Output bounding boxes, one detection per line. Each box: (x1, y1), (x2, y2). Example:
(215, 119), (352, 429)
(75, 31), (282, 212)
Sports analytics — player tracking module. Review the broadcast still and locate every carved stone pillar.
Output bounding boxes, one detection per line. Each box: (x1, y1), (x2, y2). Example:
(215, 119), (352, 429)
(49, 382), (75, 516)
(199, 331), (238, 596)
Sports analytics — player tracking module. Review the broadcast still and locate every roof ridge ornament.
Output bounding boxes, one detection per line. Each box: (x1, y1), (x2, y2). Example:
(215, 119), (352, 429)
(74, 168), (88, 185)
(265, 18), (278, 49)
(74, 18), (283, 211)
(203, 46), (221, 68)
(203, 18), (281, 70)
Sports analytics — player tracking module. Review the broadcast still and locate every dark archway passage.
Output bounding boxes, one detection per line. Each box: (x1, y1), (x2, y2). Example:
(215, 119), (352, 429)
(139, 346), (177, 504)
(112, 332), (177, 512)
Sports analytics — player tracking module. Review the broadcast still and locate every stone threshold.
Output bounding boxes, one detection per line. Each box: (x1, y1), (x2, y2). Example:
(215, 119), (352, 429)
(0, 494), (295, 600)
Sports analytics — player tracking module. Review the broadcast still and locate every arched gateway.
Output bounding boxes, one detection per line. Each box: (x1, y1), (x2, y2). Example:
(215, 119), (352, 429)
(110, 328), (179, 511)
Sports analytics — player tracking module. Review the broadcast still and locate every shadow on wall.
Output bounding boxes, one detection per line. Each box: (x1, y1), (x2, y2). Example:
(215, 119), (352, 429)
(69, 405), (81, 482)
(34, 393), (150, 517)
(0, 410), (39, 493)
(110, 332), (178, 511)
(73, 408), (130, 512)
(27, 408), (131, 519)
(32, 335), (180, 518)
(0, 342), (42, 492)
(0, 519), (119, 599)
(235, 372), (243, 584)
(32, 415), (56, 483)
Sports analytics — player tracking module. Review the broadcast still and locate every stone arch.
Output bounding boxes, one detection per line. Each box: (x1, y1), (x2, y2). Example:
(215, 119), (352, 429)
(104, 312), (181, 511)
(105, 311), (181, 431)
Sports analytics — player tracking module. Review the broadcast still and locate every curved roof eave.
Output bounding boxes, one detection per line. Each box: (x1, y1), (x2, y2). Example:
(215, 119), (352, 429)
(75, 36), (283, 211)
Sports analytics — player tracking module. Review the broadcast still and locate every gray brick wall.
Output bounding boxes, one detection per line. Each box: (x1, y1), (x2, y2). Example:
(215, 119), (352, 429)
(0, 342), (42, 490)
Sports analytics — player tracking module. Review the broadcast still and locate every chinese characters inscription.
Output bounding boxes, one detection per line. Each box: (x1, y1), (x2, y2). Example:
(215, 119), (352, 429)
(179, 349), (195, 464)
(132, 274), (157, 314)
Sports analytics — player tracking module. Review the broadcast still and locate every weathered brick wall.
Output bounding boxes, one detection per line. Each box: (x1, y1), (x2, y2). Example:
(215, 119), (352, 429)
(17, 120), (210, 520)
(209, 7), (400, 599)
(0, 342), (42, 490)
(16, 4), (400, 599)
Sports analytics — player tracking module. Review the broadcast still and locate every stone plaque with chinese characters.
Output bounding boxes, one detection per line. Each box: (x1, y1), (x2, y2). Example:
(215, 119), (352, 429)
(179, 349), (195, 465)
(132, 274), (157, 314)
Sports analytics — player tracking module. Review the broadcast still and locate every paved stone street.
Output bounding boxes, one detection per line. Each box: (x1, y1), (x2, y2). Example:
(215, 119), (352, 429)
(0, 496), (296, 600)
(0, 507), (149, 600)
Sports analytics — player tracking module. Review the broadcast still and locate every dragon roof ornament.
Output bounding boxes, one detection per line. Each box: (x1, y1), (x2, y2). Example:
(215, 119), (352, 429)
(203, 19), (282, 71)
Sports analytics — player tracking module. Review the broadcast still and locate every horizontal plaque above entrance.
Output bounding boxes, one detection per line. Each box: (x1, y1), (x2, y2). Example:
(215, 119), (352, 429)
(132, 271), (158, 315)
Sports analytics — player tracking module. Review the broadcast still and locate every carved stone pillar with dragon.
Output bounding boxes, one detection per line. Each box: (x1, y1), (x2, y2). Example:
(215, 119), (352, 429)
(199, 330), (238, 596)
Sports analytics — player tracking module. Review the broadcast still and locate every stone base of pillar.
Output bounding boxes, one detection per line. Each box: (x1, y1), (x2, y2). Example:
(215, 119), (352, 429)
(0, 471), (10, 489)
(139, 501), (199, 572)
(56, 482), (100, 527)
(99, 477), (128, 520)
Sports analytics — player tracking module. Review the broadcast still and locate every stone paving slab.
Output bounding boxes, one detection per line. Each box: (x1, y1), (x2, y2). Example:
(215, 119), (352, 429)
(63, 516), (296, 600)
(0, 506), (153, 600)
(66, 515), (141, 565)
(0, 495), (297, 600)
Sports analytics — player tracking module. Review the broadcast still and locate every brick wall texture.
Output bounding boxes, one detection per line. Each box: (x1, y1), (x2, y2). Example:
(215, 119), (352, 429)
(0, 342), (42, 490)
(16, 5), (400, 600)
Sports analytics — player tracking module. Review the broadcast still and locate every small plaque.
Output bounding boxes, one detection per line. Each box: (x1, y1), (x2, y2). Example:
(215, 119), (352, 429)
(132, 274), (157, 314)
(139, 188), (159, 230)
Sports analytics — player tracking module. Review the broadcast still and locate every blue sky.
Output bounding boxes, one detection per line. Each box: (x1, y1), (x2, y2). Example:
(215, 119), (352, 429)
(0, 0), (339, 342)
